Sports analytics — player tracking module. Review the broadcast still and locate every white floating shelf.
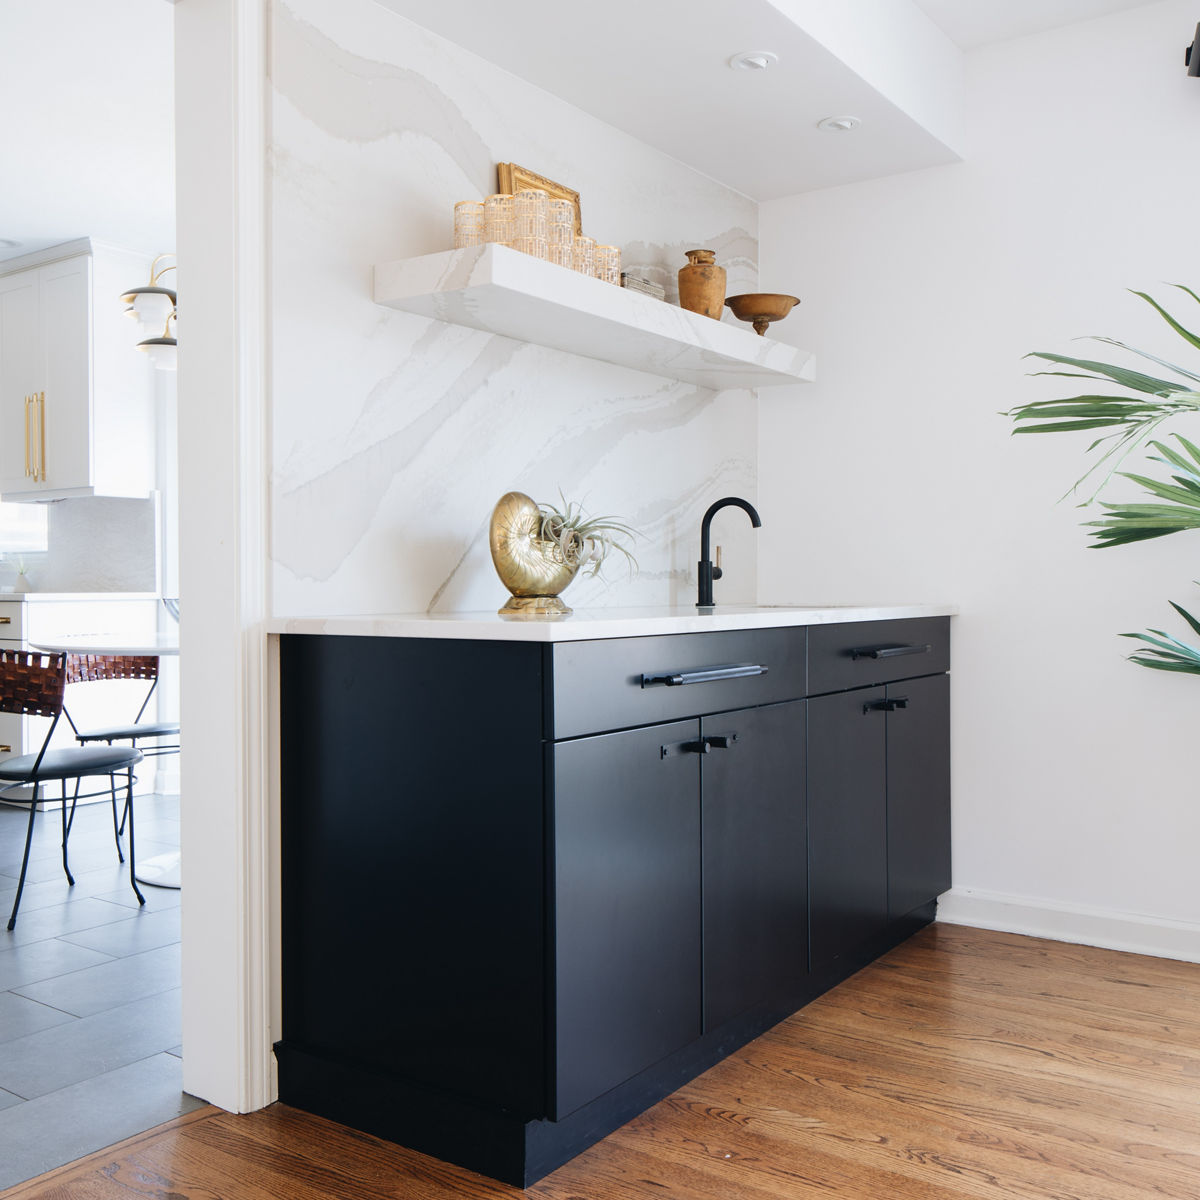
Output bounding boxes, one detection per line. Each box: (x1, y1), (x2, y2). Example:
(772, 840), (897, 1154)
(373, 244), (815, 390)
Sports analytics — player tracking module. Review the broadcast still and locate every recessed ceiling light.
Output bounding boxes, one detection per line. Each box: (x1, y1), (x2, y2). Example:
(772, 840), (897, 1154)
(817, 115), (863, 132)
(729, 50), (778, 71)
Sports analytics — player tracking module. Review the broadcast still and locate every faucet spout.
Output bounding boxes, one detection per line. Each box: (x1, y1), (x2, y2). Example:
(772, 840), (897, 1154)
(697, 496), (762, 608)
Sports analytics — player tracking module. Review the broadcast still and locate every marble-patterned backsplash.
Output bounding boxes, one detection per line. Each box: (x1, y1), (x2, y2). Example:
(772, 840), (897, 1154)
(269, 0), (761, 616)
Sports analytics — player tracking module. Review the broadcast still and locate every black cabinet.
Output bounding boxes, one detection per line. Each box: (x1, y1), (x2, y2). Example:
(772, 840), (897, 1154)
(552, 699), (808, 1117)
(275, 615), (949, 1187)
(887, 673), (952, 920)
(702, 701), (807, 1028)
(808, 686), (889, 970)
(278, 635), (546, 1116)
(807, 619), (952, 971)
(552, 720), (702, 1119)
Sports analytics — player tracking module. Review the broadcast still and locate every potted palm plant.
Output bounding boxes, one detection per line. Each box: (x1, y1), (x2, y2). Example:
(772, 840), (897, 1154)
(1009, 285), (1200, 673)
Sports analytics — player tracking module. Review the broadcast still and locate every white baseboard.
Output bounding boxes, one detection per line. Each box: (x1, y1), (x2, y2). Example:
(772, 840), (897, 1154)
(937, 887), (1200, 964)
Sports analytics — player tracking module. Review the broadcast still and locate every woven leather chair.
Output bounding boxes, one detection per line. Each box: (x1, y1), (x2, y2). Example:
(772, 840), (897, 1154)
(63, 653), (180, 844)
(0, 649), (145, 931)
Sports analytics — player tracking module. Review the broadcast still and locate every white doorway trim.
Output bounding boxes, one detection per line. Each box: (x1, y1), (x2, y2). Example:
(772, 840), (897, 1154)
(175, 0), (274, 1112)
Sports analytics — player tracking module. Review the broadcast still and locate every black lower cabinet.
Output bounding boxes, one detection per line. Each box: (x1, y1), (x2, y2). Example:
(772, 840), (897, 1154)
(552, 721), (702, 1119)
(808, 686), (889, 970)
(552, 700), (809, 1116)
(702, 700), (807, 1028)
(275, 620), (949, 1187)
(887, 673), (952, 920)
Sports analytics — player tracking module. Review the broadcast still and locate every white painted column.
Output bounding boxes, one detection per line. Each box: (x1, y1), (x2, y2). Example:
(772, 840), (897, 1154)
(175, 0), (273, 1111)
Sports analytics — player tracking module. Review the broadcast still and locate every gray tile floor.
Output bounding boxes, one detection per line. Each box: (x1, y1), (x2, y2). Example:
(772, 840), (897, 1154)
(0, 793), (204, 1190)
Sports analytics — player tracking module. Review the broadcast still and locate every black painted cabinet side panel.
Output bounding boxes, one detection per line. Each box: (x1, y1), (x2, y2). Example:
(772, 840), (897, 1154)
(279, 634), (546, 1116)
(551, 721), (702, 1119)
(808, 686), (889, 971)
(887, 673), (952, 919)
(701, 700), (808, 1029)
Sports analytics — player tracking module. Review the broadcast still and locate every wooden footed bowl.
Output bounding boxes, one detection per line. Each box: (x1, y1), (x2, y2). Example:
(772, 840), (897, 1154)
(724, 292), (800, 336)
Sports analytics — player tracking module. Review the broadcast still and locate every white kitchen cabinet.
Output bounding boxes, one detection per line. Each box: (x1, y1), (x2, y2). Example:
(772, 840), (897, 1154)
(0, 600), (26, 770)
(0, 240), (156, 501)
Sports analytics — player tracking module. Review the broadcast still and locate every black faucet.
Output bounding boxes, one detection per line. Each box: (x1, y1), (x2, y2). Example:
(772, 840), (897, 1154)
(697, 496), (762, 607)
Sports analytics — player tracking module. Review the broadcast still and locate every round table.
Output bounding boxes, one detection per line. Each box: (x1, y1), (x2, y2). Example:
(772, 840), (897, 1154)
(31, 634), (180, 657)
(32, 635), (180, 888)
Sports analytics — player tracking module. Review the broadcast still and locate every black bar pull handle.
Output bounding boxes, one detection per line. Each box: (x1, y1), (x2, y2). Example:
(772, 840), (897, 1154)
(704, 733), (739, 751)
(849, 643), (931, 661)
(642, 663), (768, 688)
(661, 739), (709, 759)
(863, 697), (909, 714)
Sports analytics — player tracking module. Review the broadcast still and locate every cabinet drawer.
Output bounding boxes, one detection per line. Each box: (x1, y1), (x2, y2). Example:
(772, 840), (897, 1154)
(0, 602), (24, 640)
(808, 618), (949, 695)
(549, 627), (807, 739)
(0, 711), (20, 759)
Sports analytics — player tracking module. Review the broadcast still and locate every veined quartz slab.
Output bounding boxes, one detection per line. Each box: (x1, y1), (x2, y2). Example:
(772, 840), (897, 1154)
(373, 245), (816, 390)
(268, 603), (956, 644)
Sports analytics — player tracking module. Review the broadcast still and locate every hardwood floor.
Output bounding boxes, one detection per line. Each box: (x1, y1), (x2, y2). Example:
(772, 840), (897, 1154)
(7, 922), (1199, 1200)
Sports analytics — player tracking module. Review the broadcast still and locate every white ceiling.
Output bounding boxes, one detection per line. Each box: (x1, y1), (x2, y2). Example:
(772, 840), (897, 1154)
(378, 0), (1177, 200)
(0, 0), (175, 264)
(911, 0), (1165, 50)
(0, 0), (1177, 264)
(379, 0), (966, 200)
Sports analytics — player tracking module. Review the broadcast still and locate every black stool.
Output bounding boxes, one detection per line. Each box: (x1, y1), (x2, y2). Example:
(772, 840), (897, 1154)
(0, 650), (144, 931)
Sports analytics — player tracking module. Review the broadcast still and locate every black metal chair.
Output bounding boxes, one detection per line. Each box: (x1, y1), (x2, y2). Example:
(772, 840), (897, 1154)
(0, 649), (145, 931)
(62, 653), (179, 846)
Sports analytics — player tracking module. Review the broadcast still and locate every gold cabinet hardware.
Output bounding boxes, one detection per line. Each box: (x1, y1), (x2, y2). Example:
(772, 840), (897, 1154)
(24, 395), (31, 478)
(0, 616), (11, 624)
(38, 391), (46, 482)
(0, 745), (10, 753)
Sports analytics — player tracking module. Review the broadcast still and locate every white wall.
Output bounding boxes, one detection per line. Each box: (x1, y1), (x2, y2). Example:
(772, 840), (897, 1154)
(760, 0), (1200, 955)
(269, 0), (761, 616)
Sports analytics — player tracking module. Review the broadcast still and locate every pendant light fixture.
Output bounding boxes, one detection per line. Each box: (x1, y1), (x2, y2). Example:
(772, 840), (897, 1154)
(120, 253), (176, 335)
(137, 307), (177, 371)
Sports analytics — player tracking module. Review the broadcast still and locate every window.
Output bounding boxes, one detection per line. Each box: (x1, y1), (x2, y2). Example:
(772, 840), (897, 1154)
(0, 501), (49, 554)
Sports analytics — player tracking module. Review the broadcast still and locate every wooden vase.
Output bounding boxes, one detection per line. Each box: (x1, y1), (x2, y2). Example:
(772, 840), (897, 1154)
(678, 249), (726, 320)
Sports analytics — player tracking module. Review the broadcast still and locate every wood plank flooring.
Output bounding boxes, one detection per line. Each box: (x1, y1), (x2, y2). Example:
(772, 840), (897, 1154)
(6, 922), (1199, 1200)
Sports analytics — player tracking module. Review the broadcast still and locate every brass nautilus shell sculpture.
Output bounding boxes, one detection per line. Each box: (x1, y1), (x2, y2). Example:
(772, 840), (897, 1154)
(489, 491), (584, 617)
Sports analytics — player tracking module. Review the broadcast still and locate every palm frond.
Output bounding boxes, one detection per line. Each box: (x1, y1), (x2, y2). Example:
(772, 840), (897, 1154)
(1086, 437), (1200, 546)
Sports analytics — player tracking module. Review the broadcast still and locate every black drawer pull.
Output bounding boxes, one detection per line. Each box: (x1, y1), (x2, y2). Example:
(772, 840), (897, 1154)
(642, 663), (768, 688)
(849, 643), (931, 661)
(863, 697), (909, 714)
(661, 739), (708, 758)
(660, 732), (740, 758)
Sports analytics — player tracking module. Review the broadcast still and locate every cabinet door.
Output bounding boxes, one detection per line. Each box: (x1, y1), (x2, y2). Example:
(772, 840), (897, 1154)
(702, 700), (807, 1029)
(808, 686), (888, 970)
(39, 257), (93, 493)
(552, 720), (702, 1118)
(0, 270), (40, 494)
(887, 673), (951, 919)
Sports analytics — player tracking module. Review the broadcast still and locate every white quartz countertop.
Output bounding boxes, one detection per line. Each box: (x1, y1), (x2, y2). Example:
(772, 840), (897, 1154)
(267, 604), (956, 643)
(0, 592), (161, 603)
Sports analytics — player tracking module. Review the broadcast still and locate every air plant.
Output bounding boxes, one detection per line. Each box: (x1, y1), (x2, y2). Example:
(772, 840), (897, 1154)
(536, 493), (638, 579)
